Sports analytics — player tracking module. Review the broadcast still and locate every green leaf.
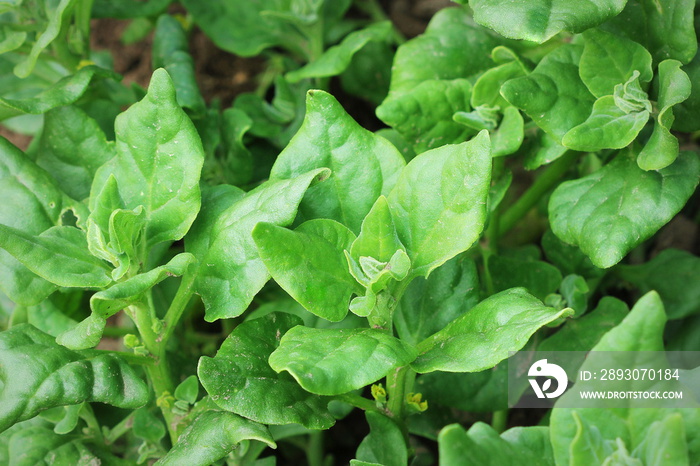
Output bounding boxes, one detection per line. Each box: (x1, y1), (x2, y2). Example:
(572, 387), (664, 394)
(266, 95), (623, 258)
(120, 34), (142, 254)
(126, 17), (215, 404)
(287, 22), (393, 83)
(602, 0), (697, 64)
(488, 254), (563, 301)
(387, 131), (491, 277)
(0, 136), (76, 304)
(350, 196), (404, 264)
(388, 8), (503, 94)
(91, 68), (204, 248)
(355, 412), (407, 466)
(579, 29), (653, 98)
(193, 168), (329, 321)
(673, 54), (700, 132)
(377, 79), (476, 153)
(541, 229), (603, 279)
(253, 219), (360, 322)
(439, 423), (554, 465)
(271, 90), (404, 233)
(133, 408), (166, 443)
(637, 59), (692, 170)
(198, 313), (335, 429)
(633, 413), (690, 466)
(562, 94), (649, 151)
(174, 375), (199, 404)
(618, 249), (700, 319)
(0, 324), (148, 433)
(501, 45), (595, 143)
(340, 40), (393, 106)
(36, 106), (116, 201)
(523, 131), (569, 171)
(220, 108), (254, 186)
(550, 292), (700, 465)
(269, 326), (418, 395)
(549, 150), (700, 268)
(416, 366), (508, 413)
(412, 288), (572, 373)
(395, 256), (479, 346)
(153, 14), (206, 115)
(156, 411), (276, 466)
(57, 253), (195, 349)
(26, 298), (79, 338)
(467, 0), (627, 43)
(538, 297), (629, 352)
(471, 60), (529, 110)
(491, 106), (525, 157)
(0, 225), (112, 288)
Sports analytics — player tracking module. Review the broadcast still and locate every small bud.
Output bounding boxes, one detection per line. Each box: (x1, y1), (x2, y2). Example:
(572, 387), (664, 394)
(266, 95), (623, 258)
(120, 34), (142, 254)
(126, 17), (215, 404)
(406, 393), (428, 413)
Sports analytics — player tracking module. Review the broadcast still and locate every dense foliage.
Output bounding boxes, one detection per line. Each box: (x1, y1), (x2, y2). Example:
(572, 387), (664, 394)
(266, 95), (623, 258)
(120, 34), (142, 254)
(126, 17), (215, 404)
(0, 0), (699, 464)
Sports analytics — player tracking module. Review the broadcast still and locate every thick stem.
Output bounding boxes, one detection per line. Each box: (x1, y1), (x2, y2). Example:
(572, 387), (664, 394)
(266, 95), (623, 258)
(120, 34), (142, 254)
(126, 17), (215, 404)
(336, 393), (382, 413)
(306, 430), (324, 466)
(492, 410), (508, 433)
(386, 366), (415, 424)
(497, 151), (578, 238)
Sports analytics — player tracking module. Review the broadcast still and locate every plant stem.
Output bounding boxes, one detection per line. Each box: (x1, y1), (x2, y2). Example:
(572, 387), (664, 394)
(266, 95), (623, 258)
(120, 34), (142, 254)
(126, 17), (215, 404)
(105, 411), (136, 444)
(306, 430), (324, 466)
(162, 268), (197, 346)
(336, 393), (381, 413)
(386, 365), (415, 423)
(354, 0), (405, 44)
(492, 409), (508, 433)
(497, 151), (578, 238)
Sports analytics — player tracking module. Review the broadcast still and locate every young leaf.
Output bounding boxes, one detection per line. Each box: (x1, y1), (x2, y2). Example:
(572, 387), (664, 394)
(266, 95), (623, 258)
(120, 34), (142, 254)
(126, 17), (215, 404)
(387, 131), (491, 277)
(394, 256), (479, 345)
(91, 68), (204, 248)
(198, 313), (335, 429)
(0, 225), (112, 288)
(549, 150), (700, 268)
(155, 411), (275, 466)
(271, 90), (404, 233)
(617, 249), (700, 319)
(501, 45), (595, 143)
(377, 79), (476, 153)
(193, 168), (329, 321)
(439, 423), (555, 465)
(354, 412), (407, 466)
(350, 196), (404, 264)
(466, 0), (627, 43)
(36, 106), (116, 201)
(579, 29), (653, 98)
(637, 59), (692, 170)
(253, 219), (360, 322)
(286, 22), (393, 83)
(550, 292), (700, 465)
(0, 324), (148, 433)
(412, 288), (572, 373)
(269, 326), (418, 396)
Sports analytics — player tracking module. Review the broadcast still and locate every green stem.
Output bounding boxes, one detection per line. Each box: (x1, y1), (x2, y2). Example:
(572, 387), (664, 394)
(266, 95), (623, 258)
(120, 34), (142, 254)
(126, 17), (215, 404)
(105, 411), (136, 444)
(497, 151), (578, 238)
(80, 404), (105, 443)
(162, 268), (197, 347)
(307, 430), (324, 466)
(336, 393), (381, 413)
(354, 0), (405, 44)
(386, 365), (415, 424)
(492, 409), (508, 433)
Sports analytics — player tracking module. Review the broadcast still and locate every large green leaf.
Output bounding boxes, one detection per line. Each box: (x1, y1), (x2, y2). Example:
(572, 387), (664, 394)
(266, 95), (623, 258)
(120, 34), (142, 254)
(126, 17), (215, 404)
(618, 249), (700, 319)
(270, 90), (404, 233)
(550, 292), (700, 465)
(377, 79), (476, 153)
(0, 225), (112, 288)
(253, 220), (360, 322)
(388, 7), (503, 94)
(387, 131), (491, 277)
(91, 68), (204, 248)
(193, 168), (329, 321)
(155, 411), (275, 466)
(673, 54), (700, 132)
(198, 313), (335, 429)
(502, 45), (595, 143)
(0, 324), (148, 433)
(269, 326), (417, 395)
(0, 137), (67, 304)
(466, 0), (627, 43)
(549, 150), (700, 268)
(394, 256), (479, 346)
(36, 106), (116, 201)
(412, 288), (572, 373)
(488, 254), (562, 301)
(439, 423), (554, 465)
(355, 412), (407, 466)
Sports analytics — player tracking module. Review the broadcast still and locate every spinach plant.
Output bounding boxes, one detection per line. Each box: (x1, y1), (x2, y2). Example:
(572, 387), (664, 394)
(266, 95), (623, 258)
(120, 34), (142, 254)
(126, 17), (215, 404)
(0, 0), (699, 464)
